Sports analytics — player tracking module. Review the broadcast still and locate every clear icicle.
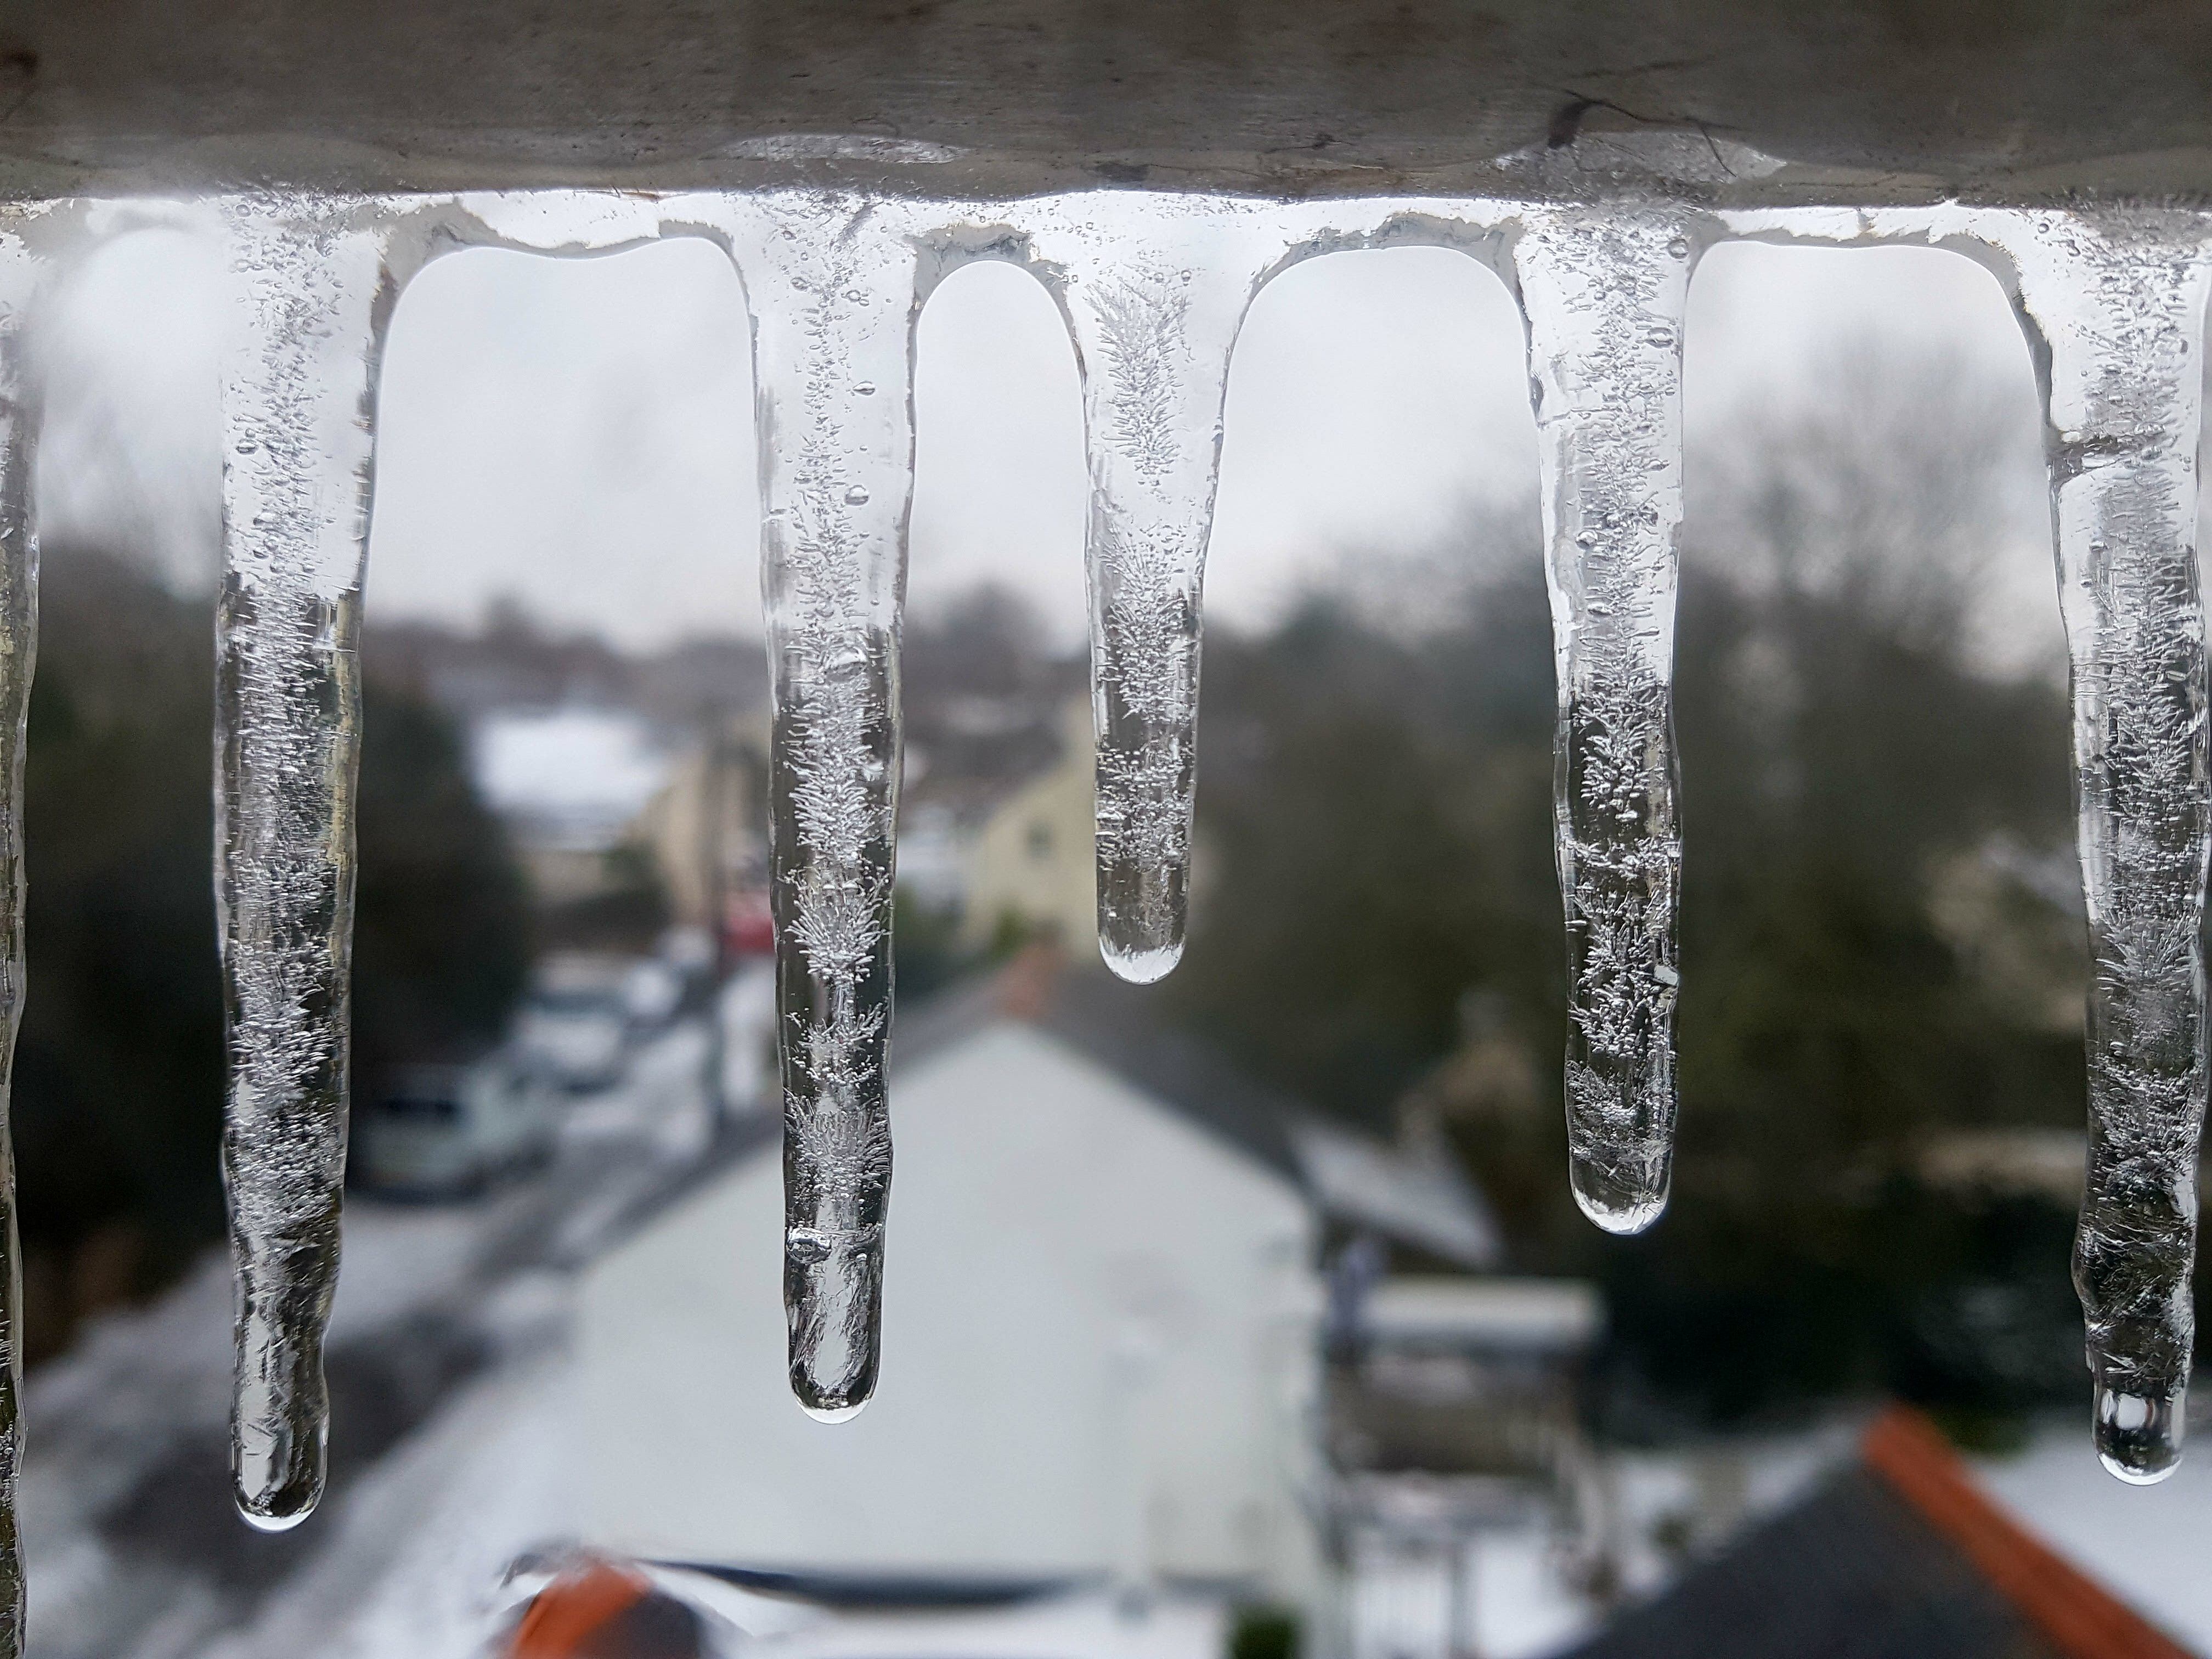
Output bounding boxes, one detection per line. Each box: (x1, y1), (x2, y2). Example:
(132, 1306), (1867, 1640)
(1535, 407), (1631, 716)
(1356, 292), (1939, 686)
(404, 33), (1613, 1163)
(217, 197), (387, 1528)
(1514, 211), (1696, 1235)
(0, 224), (44, 1658)
(1050, 231), (1250, 984)
(741, 196), (916, 1419)
(2005, 213), (2212, 1484)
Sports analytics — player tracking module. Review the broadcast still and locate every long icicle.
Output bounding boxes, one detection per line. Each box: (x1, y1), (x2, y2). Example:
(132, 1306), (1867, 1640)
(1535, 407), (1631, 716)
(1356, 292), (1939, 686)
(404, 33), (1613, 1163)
(740, 196), (916, 1419)
(0, 219), (46, 1658)
(217, 196), (388, 1528)
(1049, 221), (1255, 985)
(2005, 212), (2212, 1483)
(1514, 209), (1697, 1235)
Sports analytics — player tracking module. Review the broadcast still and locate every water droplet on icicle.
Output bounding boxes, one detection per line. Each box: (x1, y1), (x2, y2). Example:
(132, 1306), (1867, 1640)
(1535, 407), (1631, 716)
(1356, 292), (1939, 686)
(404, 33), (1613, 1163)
(1037, 202), (1272, 984)
(2001, 210), (2212, 1485)
(724, 193), (914, 1420)
(1514, 210), (1696, 1235)
(0, 218), (47, 1654)
(217, 195), (388, 1528)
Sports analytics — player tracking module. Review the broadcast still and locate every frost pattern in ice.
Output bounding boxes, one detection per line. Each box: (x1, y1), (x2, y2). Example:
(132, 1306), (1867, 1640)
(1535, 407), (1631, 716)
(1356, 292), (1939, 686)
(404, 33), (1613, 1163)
(0, 224), (43, 1656)
(218, 198), (386, 1528)
(1515, 211), (1695, 1235)
(2005, 213), (2212, 1484)
(740, 196), (915, 1419)
(1048, 229), (1252, 984)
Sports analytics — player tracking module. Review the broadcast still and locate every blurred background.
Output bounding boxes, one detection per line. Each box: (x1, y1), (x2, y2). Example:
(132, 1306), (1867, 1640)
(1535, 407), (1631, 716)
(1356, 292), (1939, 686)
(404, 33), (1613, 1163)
(10, 224), (2209, 1659)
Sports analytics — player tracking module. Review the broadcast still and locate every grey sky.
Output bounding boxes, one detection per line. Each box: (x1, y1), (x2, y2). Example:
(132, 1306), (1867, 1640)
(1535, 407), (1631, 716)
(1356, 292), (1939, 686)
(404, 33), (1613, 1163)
(31, 217), (2073, 657)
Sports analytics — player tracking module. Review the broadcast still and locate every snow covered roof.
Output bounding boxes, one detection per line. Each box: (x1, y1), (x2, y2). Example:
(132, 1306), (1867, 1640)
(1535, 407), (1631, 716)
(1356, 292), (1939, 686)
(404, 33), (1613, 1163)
(1289, 1121), (1501, 1270)
(1566, 1409), (2190, 1659)
(895, 949), (1500, 1268)
(471, 707), (675, 851)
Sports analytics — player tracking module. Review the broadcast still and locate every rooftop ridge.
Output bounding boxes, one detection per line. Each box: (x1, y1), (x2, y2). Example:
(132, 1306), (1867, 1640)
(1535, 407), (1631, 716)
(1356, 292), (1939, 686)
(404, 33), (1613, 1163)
(1861, 1407), (2194, 1659)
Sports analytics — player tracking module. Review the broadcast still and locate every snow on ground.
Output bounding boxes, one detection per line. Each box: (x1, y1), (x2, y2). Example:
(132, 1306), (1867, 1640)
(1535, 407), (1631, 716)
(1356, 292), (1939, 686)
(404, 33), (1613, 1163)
(1974, 1421), (2212, 1653)
(330, 1195), (511, 1338)
(663, 1582), (1230, 1659)
(1464, 1532), (1593, 1658)
(18, 1016), (729, 1659)
(201, 1281), (582, 1659)
(20, 1195), (511, 1659)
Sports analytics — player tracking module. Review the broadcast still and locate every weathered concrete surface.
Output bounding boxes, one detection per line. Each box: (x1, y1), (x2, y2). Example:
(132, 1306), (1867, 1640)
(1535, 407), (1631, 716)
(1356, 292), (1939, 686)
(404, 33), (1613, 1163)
(0, 1), (2208, 201)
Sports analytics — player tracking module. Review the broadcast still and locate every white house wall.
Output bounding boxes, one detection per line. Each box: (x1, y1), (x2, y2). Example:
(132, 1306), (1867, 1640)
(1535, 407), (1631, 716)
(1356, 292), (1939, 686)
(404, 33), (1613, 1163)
(577, 1020), (1323, 1595)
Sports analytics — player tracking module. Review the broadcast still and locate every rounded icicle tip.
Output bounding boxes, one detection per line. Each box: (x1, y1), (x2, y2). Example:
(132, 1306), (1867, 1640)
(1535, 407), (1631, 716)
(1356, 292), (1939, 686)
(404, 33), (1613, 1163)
(1570, 1158), (1669, 1237)
(1099, 937), (1182, 986)
(233, 1400), (328, 1530)
(785, 1225), (883, 1423)
(236, 1502), (314, 1534)
(234, 1474), (321, 1532)
(2094, 1385), (2184, 1485)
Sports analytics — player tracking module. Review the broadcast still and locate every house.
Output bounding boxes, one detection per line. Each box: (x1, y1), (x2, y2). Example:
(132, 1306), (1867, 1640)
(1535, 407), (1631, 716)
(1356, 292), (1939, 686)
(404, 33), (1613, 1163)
(630, 713), (764, 930)
(572, 950), (1499, 1633)
(955, 698), (1099, 952)
(1329, 1277), (1606, 1659)
(1566, 1408), (2193, 1659)
(472, 705), (678, 910)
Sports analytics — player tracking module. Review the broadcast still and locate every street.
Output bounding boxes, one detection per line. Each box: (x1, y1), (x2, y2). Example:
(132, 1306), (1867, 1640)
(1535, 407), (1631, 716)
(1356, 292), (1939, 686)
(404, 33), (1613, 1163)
(20, 1017), (767, 1659)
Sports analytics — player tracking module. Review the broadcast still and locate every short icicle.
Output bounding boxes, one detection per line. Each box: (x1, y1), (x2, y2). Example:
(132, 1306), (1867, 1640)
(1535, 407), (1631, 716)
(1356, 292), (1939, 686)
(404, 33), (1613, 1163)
(739, 196), (917, 1419)
(1514, 210), (1697, 1235)
(0, 221), (47, 1658)
(217, 196), (388, 1528)
(2004, 212), (2212, 1485)
(1049, 218), (1256, 984)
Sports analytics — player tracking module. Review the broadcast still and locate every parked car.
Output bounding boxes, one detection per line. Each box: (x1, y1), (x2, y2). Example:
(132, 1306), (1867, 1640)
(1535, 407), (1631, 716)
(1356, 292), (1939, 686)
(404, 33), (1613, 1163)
(515, 955), (635, 1091)
(622, 957), (686, 1034)
(715, 959), (777, 1114)
(354, 1058), (555, 1197)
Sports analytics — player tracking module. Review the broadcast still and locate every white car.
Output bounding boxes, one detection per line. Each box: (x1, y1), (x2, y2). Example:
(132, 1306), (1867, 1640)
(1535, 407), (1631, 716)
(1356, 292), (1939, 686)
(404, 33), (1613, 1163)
(354, 1060), (555, 1197)
(623, 958), (686, 1032)
(516, 956), (635, 1090)
(715, 959), (778, 1113)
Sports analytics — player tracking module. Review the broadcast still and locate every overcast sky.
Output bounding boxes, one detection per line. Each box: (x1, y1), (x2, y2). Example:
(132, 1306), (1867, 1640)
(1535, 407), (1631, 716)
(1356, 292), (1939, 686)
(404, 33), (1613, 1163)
(33, 216), (2076, 657)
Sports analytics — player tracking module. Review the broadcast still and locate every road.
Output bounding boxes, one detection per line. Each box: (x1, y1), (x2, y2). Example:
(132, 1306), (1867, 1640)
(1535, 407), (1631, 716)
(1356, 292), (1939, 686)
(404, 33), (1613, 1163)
(20, 1017), (772, 1659)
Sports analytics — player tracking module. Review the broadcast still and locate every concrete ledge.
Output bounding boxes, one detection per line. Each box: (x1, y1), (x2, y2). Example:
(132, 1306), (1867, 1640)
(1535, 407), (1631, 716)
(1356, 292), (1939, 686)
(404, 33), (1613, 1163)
(1, 1), (2209, 202)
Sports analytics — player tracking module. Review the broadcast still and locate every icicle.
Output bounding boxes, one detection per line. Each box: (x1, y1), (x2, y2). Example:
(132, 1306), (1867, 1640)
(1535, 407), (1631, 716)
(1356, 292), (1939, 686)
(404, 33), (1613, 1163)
(1048, 226), (1254, 984)
(0, 222), (44, 1658)
(738, 196), (916, 1419)
(217, 196), (388, 1528)
(2003, 213), (2212, 1484)
(1513, 210), (1696, 1235)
